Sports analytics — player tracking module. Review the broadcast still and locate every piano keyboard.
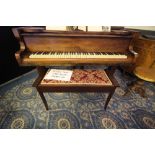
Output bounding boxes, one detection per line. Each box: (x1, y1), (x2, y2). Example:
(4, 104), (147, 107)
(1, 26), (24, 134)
(29, 52), (127, 59)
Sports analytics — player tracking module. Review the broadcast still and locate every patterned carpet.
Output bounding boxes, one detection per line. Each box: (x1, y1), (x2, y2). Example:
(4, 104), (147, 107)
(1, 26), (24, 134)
(0, 67), (155, 129)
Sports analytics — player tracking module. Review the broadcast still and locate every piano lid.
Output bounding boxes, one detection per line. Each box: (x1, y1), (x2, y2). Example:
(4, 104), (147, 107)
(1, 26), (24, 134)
(13, 27), (133, 53)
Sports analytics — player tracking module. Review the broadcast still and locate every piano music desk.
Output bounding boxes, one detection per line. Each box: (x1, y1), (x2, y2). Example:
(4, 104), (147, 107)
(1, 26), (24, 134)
(33, 67), (119, 111)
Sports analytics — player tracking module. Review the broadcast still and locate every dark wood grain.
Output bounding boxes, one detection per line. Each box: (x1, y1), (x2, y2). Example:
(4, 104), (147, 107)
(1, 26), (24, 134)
(12, 27), (138, 67)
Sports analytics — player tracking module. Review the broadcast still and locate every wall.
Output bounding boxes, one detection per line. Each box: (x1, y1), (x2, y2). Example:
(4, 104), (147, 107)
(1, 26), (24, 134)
(46, 26), (155, 31)
(125, 26), (155, 31)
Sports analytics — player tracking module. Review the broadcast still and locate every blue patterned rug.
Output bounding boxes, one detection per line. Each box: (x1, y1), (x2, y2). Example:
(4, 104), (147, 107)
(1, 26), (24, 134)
(0, 68), (155, 129)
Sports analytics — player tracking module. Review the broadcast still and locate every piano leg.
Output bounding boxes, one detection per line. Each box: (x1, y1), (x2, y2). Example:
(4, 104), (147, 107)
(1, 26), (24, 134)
(72, 66), (84, 69)
(37, 66), (47, 76)
(79, 66), (84, 69)
(108, 66), (116, 75)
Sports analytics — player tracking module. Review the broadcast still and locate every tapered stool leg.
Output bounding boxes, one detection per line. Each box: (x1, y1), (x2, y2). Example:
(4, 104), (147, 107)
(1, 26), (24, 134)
(37, 89), (49, 110)
(104, 89), (115, 110)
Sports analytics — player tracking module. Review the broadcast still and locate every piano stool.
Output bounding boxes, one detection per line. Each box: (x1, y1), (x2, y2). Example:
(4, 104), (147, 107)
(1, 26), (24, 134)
(33, 68), (119, 111)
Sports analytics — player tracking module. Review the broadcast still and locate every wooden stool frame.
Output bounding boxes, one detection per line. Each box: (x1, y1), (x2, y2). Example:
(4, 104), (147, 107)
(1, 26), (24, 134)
(33, 67), (119, 111)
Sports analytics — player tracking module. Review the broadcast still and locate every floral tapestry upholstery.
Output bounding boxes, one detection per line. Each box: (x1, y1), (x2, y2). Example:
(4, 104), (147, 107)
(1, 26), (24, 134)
(41, 69), (112, 85)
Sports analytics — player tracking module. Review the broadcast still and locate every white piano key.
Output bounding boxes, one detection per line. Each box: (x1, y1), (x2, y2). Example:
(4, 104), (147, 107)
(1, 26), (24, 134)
(29, 52), (128, 59)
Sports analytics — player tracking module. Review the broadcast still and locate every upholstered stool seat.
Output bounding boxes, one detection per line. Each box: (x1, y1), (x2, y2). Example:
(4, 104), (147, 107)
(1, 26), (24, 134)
(41, 69), (112, 86)
(34, 69), (119, 110)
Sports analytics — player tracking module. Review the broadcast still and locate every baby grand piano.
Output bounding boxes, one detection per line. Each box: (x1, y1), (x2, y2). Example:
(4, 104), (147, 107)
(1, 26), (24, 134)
(12, 27), (138, 67)
(12, 27), (139, 110)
